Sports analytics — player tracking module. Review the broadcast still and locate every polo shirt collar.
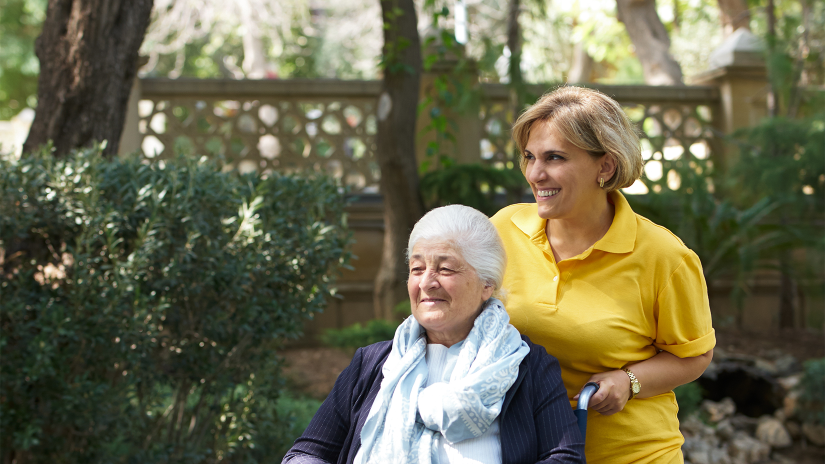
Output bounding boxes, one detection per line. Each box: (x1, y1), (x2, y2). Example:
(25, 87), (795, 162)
(595, 190), (636, 254)
(510, 190), (636, 254)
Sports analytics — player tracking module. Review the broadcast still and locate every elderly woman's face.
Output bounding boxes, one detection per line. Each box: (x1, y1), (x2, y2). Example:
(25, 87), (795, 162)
(523, 121), (611, 220)
(408, 241), (494, 347)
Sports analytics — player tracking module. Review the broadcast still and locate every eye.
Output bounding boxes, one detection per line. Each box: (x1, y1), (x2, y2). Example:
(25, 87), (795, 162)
(439, 267), (455, 274)
(409, 266), (423, 274)
(522, 152), (535, 161)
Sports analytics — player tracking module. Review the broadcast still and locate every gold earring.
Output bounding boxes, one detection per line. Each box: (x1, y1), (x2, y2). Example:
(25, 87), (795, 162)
(599, 178), (605, 188)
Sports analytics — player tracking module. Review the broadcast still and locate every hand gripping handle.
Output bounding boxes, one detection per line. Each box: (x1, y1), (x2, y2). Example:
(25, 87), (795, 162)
(573, 382), (600, 442)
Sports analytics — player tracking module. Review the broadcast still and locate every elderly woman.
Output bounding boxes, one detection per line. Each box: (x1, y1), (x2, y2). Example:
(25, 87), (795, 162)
(283, 205), (584, 464)
(491, 86), (715, 463)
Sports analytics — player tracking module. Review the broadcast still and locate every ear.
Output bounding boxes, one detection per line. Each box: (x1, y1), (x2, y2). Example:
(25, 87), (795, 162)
(598, 154), (618, 183)
(482, 284), (495, 301)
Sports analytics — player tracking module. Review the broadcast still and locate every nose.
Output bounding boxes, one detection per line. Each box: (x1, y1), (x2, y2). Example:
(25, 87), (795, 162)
(526, 159), (546, 185)
(419, 270), (441, 290)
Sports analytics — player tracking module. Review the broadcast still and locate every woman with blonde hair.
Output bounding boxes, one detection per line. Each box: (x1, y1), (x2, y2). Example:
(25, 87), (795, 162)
(491, 86), (715, 463)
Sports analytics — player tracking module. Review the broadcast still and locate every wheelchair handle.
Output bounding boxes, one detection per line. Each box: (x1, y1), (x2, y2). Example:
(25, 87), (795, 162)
(576, 382), (600, 410)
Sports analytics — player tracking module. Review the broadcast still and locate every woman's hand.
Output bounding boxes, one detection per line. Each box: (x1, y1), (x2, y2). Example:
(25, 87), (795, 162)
(573, 349), (714, 416)
(573, 369), (631, 416)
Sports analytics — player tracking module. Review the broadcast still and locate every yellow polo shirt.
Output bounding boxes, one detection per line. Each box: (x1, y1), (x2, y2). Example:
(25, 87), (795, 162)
(491, 191), (715, 464)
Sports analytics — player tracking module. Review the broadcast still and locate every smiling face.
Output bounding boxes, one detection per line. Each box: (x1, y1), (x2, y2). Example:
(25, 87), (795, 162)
(407, 241), (494, 347)
(523, 121), (614, 221)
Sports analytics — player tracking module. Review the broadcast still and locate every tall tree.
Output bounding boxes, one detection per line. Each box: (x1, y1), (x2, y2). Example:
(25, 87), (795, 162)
(615, 0), (683, 85)
(717, 0), (751, 37)
(373, 0), (424, 319)
(23, 0), (154, 157)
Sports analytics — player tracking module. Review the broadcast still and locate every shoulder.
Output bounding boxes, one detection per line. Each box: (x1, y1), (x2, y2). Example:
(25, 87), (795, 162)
(491, 203), (533, 227)
(356, 340), (393, 370)
(519, 334), (560, 370)
(633, 213), (695, 262)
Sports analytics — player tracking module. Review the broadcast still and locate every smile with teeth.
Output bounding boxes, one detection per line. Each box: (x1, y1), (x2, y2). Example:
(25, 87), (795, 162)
(537, 189), (560, 198)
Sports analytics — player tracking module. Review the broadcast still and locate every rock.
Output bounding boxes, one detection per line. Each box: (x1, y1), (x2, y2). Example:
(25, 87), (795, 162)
(703, 397), (737, 423)
(708, 447), (732, 464)
(802, 422), (825, 446)
(729, 414), (760, 435)
(770, 452), (796, 464)
(784, 420), (801, 439)
(715, 419), (736, 442)
(755, 417), (792, 448)
(782, 390), (798, 419)
(728, 431), (771, 464)
(682, 415), (715, 438)
(683, 435), (713, 464)
(773, 354), (800, 376)
(776, 373), (802, 391)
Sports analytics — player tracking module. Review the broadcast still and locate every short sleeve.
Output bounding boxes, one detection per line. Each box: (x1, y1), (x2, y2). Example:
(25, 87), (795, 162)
(653, 250), (716, 358)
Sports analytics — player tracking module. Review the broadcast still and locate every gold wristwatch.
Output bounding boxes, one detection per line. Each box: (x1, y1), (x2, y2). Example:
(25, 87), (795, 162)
(623, 368), (641, 399)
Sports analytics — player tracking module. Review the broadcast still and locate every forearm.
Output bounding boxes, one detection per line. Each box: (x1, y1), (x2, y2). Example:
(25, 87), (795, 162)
(581, 348), (713, 415)
(629, 349), (713, 399)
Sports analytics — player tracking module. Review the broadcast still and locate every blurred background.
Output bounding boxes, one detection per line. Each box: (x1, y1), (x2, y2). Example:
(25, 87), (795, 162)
(1, 0), (823, 462)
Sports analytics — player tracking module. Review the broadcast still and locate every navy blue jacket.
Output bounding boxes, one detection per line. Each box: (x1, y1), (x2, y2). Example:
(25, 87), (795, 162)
(283, 336), (585, 464)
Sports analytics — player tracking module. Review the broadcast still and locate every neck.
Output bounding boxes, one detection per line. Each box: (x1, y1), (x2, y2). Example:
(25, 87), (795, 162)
(425, 331), (468, 348)
(546, 194), (615, 262)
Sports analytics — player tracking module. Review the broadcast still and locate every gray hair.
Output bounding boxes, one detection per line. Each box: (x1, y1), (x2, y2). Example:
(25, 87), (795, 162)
(407, 205), (506, 293)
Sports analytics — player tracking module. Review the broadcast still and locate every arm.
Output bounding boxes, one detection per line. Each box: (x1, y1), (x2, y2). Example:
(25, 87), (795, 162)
(576, 249), (715, 416)
(282, 348), (365, 464)
(532, 347), (586, 464)
(577, 349), (713, 416)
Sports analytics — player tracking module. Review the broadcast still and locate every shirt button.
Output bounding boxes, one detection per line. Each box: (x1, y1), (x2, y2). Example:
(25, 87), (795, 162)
(553, 276), (559, 282)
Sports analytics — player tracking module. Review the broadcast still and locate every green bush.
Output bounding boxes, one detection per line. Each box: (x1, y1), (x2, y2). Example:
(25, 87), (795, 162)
(419, 163), (528, 216)
(674, 381), (704, 419)
(0, 144), (350, 463)
(270, 393), (323, 457)
(798, 358), (825, 426)
(320, 319), (399, 351)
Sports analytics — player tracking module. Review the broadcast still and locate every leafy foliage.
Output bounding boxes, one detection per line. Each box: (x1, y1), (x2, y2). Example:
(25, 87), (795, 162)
(420, 163), (528, 216)
(627, 148), (823, 322)
(0, 0), (46, 119)
(320, 319), (399, 351)
(797, 358), (825, 426)
(0, 144), (350, 462)
(673, 381), (704, 419)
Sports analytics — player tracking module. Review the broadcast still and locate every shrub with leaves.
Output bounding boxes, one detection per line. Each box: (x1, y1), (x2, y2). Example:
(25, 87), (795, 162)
(419, 163), (528, 216)
(797, 358), (825, 426)
(0, 144), (350, 463)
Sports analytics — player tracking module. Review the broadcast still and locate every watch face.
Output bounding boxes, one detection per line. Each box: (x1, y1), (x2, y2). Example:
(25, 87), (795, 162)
(632, 383), (641, 394)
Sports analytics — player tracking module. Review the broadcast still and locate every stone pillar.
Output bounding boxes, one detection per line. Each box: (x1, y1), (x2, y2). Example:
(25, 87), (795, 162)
(688, 28), (768, 172)
(415, 39), (482, 168)
(118, 77), (142, 156)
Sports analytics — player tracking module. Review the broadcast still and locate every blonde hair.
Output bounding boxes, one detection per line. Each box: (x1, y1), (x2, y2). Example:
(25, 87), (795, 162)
(511, 86), (644, 192)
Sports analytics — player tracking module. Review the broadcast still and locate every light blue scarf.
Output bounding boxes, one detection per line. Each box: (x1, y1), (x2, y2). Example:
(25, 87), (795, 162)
(355, 298), (529, 464)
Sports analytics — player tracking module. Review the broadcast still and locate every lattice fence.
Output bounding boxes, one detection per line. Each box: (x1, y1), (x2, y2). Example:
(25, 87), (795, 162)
(138, 79), (382, 193)
(137, 79), (720, 195)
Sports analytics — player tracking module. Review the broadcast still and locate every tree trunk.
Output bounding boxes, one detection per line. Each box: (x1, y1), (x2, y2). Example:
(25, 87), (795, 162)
(23, 0), (154, 158)
(615, 0), (683, 85)
(507, 0), (525, 115)
(374, 0), (424, 320)
(716, 0), (750, 37)
(568, 40), (594, 83)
